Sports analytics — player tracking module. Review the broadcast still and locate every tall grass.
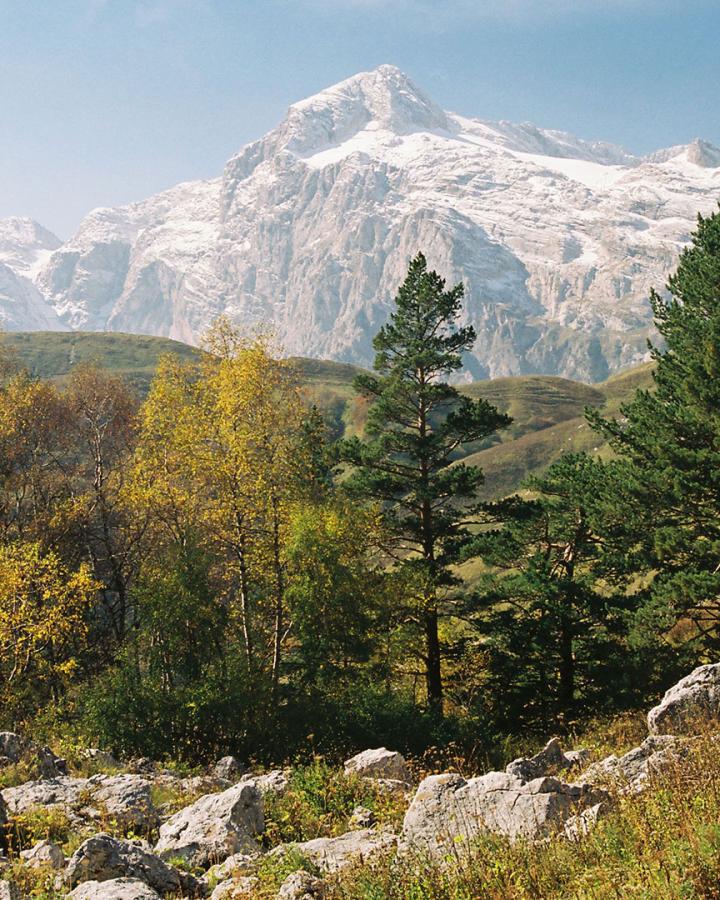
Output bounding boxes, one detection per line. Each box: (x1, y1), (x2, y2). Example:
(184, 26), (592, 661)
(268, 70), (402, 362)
(331, 731), (720, 899)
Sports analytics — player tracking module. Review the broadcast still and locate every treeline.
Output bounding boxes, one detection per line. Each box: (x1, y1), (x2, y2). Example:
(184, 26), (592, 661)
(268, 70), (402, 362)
(0, 209), (718, 765)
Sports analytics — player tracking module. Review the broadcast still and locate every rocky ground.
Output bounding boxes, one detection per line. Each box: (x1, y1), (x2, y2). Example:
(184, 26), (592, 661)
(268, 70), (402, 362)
(0, 664), (718, 898)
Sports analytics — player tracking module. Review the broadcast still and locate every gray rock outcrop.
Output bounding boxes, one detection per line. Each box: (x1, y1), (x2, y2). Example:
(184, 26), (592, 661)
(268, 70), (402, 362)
(400, 771), (605, 856)
(344, 748), (411, 785)
(506, 738), (590, 782)
(154, 781), (263, 868)
(648, 663), (720, 735)
(2, 774), (158, 833)
(581, 735), (684, 791)
(240, 769), (289, 797)
(65, 833), (197, 896)
(272, 828), (397, 874)
(20, 839), (65, 869)
(68, 877), (162, 899)
(276, 870), (327, 898)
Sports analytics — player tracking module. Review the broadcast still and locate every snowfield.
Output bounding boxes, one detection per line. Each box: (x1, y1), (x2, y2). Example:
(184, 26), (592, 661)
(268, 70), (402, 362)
(1, 64), (719, 380)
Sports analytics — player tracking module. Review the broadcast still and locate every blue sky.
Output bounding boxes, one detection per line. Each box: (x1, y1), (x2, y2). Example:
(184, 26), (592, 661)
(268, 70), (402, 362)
(2, 0), (719, 236)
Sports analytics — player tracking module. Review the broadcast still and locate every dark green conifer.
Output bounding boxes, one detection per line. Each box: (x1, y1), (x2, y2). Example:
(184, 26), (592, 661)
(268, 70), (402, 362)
(335, 252), (511, 714)
(589, 207), (720, 653)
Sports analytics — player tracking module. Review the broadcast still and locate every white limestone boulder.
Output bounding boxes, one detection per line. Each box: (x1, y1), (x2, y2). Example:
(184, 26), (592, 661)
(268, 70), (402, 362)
(648, 664), (720, 735)
(154, 781), (263, 868)
(344, 748), (411, 785)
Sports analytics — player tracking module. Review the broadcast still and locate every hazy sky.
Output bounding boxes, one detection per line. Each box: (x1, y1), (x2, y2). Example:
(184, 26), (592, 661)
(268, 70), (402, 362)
(2, 0), (719, 237)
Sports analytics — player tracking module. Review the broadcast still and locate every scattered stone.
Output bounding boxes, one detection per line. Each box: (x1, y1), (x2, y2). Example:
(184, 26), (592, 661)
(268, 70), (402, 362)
(0, 734), (26, 764)
(581, 735), (684, 791)
(562, 801), (607, 841)
(344, 748), (411, 785)
(399, 771), (606, 856)
(648, 663), (720, 735)
(3, 774), (158, 833)
(240, 769), (289, 797)
(67, 877), (162, 899)
(506, 738), (591, 782)
(86, 774), (159, 831)
(348, 805), (376, 829)
(276, 869), (326, 898)
(214, 757), (245, 781)
(202, 851), (257, 889)
(210, 876), (259, 899)
(3, 777), (87, 822)
(155, 781), (264, 868)
(272, 828), (397, 874)
(66, 833), (198, 896)
(20, 839), (65, 870)
(0, 882), (20, 900)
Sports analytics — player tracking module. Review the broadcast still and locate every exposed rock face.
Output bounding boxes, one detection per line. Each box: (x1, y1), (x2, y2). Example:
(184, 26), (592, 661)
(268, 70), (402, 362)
(581, 735), (684, 790)
(506, 738), (589, 782)
(214, 757), (245, 781)
(2, 67), (719, 380)
(562, 801), (607, 842)
(648, 664), (720, 735)
(0, 882), (20, 900)
(20, 839), (65, 869)
(2, 774), (157, 832)
(276, 870), (327, 898)
(67, 877), (162, 899)
(344, 748), (411, 784)
(86, 774), (159, 831)
(399, 771), (605, 856)
(209, 876), (259, 899)
(154, 782), (264, 868)
(240, 769), (290, 797)
(272, 828), (397, 874)
(3, 777), (87, 820)
(65, 833), (197, 896)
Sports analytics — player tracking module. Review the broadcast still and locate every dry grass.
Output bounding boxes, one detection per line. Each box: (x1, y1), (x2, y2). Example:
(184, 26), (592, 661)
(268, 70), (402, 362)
(330, 730), (720, 899)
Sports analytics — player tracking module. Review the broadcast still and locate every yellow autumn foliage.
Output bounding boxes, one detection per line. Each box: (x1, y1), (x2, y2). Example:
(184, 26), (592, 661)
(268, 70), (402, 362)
(0, 541), (98, 701)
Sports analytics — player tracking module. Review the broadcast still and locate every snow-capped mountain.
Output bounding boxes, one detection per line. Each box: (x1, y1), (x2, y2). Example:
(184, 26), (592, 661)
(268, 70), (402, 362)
(5, 65), (720, 379)
(0, 218), (67, 331)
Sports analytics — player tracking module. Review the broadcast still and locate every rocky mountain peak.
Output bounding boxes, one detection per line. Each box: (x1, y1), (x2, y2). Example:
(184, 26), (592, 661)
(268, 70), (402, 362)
(2, 67), (720, 381)
(0, 217), (62, 279)
(687, 138), (720, 168)
(281, 64), (449, 155)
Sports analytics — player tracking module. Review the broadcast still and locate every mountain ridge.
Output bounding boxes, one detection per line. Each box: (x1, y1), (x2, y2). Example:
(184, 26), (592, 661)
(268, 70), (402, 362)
(2, 64), (719, 380)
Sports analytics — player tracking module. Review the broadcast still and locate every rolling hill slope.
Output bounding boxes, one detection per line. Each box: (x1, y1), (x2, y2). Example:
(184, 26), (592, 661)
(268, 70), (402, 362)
(0, 331), (654, 498)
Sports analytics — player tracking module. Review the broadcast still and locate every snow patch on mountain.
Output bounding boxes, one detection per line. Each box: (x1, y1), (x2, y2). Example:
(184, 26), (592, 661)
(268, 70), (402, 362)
(2, 64), (720, 379)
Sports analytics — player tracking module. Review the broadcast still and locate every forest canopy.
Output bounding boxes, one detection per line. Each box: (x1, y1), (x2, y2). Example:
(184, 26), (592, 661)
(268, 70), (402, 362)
(1, 209), (719, 766)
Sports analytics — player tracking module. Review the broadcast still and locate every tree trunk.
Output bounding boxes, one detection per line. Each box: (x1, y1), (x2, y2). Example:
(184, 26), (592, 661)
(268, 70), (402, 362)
(558, 610), (574, 719)
(270, 496), (284, 706)
(424, 605), (443, 716)
(236, 532), (253, 671)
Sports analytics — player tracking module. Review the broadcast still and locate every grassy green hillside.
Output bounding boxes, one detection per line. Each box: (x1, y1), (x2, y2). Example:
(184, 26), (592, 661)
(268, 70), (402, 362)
(0, 331), (654, 499)
(0, 331), (202, 393)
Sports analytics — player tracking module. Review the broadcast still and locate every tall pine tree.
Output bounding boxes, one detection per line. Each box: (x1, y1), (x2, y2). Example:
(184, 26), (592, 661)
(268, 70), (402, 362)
(589, 207), (720, 656)
(467, 454), (634, 731)
(336, 253), (510, 715)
